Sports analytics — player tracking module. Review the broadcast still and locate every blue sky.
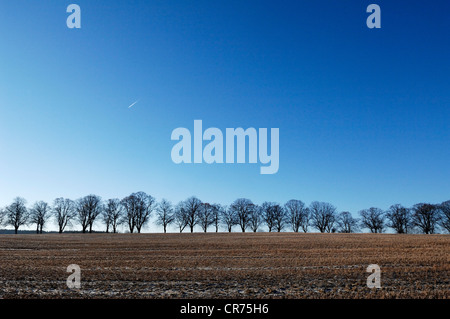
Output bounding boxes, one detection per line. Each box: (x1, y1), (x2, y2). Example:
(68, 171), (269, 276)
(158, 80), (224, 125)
(0, 0), (449, 232)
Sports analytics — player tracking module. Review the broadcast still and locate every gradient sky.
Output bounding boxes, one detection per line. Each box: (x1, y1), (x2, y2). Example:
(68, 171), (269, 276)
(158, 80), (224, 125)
(0, 0), (449, 232)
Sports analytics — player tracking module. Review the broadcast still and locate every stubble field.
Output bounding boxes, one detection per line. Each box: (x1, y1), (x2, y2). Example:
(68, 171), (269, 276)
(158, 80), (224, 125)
(0, 233), (448, 299)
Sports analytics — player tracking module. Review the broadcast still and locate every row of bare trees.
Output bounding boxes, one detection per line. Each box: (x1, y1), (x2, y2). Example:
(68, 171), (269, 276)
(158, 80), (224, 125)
(0, 195), (449, 234)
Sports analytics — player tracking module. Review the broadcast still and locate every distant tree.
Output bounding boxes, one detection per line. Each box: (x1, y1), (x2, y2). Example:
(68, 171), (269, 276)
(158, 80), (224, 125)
(284, 200), (309, 233)
(3, 197), (29, 234)
(440, 200), (450, 233)
(221, 206), (237, 232)
(272, 204), (286, 232)
(359, 207), (385, 233)
(385, 204), (412, 234)
(411, 203), (441, 234)
(76, 195), (102, 233)
(133, 192), (156, 233)
(181, 196), (202, 233)
(198, 202), (215, 232)
(211, 204), (222, 232)
(336, 211), (359, 233)
(261, 202), (276, 232)
(249, 205), (263, 232)
(102, 199), (124, 233)
(29, 201), (51, 234)
(53, 198), (76, 233)
(120, 192), (156, 233)
(309, 201), (337, 233)
(121, 194), (137, 233)
(0, 209), (4, 226)
(173, 202), (188, 233)
(155, 199), (174, 233)
(230, 198), (254, 232)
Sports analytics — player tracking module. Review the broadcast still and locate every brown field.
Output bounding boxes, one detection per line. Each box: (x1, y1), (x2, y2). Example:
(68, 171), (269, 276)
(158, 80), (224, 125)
(0, 233), (448, 299)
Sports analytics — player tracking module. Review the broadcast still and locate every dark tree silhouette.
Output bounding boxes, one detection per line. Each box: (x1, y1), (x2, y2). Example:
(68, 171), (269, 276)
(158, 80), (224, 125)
(198, 202), (215, 232)
(221, 206), (237, 232)
(133, 192), (156, 233)
(359, 207), (385, 233)
(249, 205), (263, 232)
(230, 198), (254, 232)
(76, 194), (102, 233)
(102, 198), (124, 233)
(29, 201), (51, 234)
(53, 198), (76, 233)
(180, 196), (202, 233)
(336, 211), (359, 233)
(310, 201), (337, 233)
(272, 204), (286, 232)
(261, 202), (276, 232)
(3, 197), (29, 234)
(155, 199), (174, 233)
(174, 202), (189, 233)
(411, 203), (441, 234)
(0, 209), (4, 226)
(121, 194), (137, 233)
(120, 192), (155, 233)
(385, 204), (412, 234)
(211, 204), (222, 232)
(440, 200), (450, 233)
(284, 200), (309, 233)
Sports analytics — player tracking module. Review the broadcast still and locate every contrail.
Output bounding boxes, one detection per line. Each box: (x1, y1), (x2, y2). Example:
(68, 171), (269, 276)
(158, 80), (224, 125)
(128, 100), (139, 108)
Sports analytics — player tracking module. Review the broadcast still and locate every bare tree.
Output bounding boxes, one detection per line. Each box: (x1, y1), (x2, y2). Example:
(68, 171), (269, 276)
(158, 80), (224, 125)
(181, 196), (202, 233)
(102, 199), (124, 233)
(155, 199), (174, 233)
(211, 204), (222, 232)
(198, 202), (215, 232)
(133, 192), (156, 233)
(76, 195), (102, 233)
(385, 204), (412, 234)
(230, 198), (254, 232)
(272, 204), (286, 232)
(29, 201), (51, 234)
(309, 201), (337, 233)
(359, 207), (385, 233)
(261, 202), (276, 232)
(336, 211), (359, 233)
(119, 192), (155, 233)
(284, 200), (309, 233)
(411, 203), (441, 234)
(440, 200), (450, 233)
(53, 198), (76, 233)
(249, 205), (263, 232)
(121, 194), (137, 233)
(173, 202), (189, 233)
(221, 206), (237, 232)
(3, 197), (29, 234)
(0, 209), (4, 226)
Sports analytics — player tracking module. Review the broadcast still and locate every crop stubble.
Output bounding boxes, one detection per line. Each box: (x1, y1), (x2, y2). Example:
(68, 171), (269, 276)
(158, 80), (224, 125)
(0, 233), (448, 298)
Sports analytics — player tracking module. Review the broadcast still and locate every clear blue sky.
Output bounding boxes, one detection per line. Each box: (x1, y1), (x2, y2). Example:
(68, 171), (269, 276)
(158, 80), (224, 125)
(0, 1), (449, 231)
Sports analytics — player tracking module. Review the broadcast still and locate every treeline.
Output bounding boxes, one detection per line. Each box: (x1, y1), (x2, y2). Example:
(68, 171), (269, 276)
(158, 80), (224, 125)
(0, 193), (449, 235)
